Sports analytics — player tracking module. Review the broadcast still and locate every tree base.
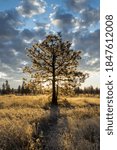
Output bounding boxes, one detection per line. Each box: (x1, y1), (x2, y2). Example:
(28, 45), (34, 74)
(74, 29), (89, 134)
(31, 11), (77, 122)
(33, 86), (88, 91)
(51, 97), (58, 105)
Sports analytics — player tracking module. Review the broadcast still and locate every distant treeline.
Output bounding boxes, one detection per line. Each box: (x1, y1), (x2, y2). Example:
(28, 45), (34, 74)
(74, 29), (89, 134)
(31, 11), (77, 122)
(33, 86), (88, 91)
(0, 80), (32, 95)
(74, 86), (100, 95)
(0, 80), (100, 95)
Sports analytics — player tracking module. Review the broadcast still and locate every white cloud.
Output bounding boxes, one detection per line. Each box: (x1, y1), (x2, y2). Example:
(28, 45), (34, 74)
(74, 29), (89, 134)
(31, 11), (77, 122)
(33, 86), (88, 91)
(20, 60), (28, 66)
(16, 0), (46, 18)
(83, 52), (90, 58)
(23, 39), (33, 44)
(0, 72), (13, 80)
(87, 58), (99, 66)
(0, 72), (7, 79)
(11, 49), (19, 56)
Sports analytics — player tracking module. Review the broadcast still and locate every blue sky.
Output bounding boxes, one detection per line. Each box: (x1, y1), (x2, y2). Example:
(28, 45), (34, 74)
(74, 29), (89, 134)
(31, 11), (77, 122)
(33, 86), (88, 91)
(0, 0), (20, 11)
(0, 0), (100, 88)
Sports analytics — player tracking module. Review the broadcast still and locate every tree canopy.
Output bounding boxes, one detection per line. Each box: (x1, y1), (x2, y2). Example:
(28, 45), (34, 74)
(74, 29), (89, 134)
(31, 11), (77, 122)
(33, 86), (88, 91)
(23, 33), (88, 104)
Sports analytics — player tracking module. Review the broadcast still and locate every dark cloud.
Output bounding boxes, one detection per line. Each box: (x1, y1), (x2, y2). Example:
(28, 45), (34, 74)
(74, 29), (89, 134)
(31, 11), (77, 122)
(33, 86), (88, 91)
(65, 0), (100, 28)
(20, 29), (35, 40)
(0, 2), (46, 86)
(35, 28), (46, 39)
(80, 7), (100, 27)
(77, 29), (100, 71)
(35, 22), (47, 27)
(0, 9), (20, 70)
(0, 13), (47, 85)
(74, 29), (100, 56)
(66, 0), (94, 12)
(0, 10), (20, 40)
(60, 29), (100, 72)
(51, 8), (77, 32)
(0, 10), (28, 80)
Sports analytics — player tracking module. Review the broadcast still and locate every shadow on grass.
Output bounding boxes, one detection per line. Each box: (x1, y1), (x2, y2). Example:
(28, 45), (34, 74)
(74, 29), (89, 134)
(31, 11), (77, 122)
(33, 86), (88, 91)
(59, 99), (75, 109)
(31, 100), (100, 150)
(32, 104), (60, 149)
(32, 100), (72, 150)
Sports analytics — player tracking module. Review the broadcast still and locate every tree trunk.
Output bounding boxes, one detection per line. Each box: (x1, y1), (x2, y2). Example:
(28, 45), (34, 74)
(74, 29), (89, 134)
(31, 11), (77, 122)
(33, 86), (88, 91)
(52, 77), (57, 105)
(52, 52), (57, 105)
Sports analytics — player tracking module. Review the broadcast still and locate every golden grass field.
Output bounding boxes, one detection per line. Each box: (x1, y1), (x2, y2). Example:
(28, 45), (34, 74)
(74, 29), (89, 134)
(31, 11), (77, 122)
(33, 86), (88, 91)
(0, 95), (100, 150)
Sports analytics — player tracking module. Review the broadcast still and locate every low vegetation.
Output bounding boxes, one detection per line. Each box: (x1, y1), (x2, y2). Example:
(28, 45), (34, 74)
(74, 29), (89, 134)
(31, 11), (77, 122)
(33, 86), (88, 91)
(0, 95), (99, 150)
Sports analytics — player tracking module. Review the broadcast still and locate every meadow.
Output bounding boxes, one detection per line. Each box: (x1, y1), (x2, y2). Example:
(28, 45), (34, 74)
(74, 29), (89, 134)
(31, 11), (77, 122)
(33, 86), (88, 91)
(0, 95), (100, 150)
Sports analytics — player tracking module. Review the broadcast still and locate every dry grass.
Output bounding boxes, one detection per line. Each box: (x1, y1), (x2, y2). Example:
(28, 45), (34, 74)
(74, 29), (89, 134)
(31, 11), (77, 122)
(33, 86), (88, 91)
(0, 95), (100, 150)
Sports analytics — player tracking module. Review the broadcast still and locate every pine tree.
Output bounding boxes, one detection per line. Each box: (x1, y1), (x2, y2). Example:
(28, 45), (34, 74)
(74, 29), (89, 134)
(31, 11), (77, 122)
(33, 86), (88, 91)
(2, 83), (6, 95)
(23, 33), (88, 105)
(11, 88), (15, 94)
(5, 80), (10, 94)
(18, 85), (21, 94)
(21, 81), (25, 95)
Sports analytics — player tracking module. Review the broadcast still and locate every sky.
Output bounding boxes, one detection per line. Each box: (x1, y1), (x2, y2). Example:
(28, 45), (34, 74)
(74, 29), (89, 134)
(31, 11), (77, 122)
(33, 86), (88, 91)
(0, 0), (100, 89)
